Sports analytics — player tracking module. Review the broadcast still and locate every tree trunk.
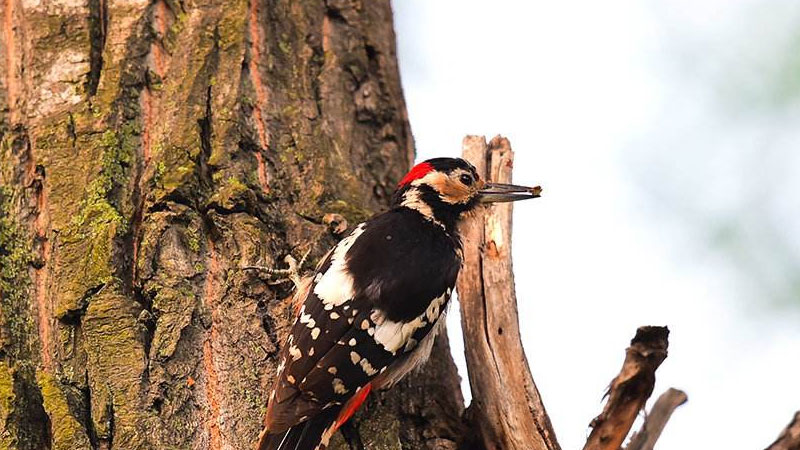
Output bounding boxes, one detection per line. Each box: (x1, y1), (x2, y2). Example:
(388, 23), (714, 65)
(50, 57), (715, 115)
(0, 1), (465, 448)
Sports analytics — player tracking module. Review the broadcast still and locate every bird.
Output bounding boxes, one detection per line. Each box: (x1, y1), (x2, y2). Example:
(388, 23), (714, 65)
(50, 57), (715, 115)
(256, 157), (540, 450)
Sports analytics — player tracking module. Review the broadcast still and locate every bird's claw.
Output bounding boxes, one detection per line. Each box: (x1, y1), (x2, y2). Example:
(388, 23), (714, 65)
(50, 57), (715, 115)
(242, 247), (312, 291)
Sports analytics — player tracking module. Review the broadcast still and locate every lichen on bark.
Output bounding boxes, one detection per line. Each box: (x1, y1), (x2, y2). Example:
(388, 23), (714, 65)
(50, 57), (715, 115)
(0, 0), (464, 448)
(36, 370), (92, 450)
(0, 185), (33, 360)
(0, 180), (50, 449)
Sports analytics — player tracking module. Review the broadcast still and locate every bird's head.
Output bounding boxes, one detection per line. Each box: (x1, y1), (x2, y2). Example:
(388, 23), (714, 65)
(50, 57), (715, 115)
(392, 157), (541, 230)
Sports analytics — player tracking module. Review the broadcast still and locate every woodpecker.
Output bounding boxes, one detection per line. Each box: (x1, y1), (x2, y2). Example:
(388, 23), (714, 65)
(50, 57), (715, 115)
(257, 157), (540, 450)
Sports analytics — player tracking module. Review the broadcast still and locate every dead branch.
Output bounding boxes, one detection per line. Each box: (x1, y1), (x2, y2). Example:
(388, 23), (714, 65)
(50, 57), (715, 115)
(625, 388), (687, 450)
(457, 135), (560, 450)
(766, 411), (800, 450)
(583, 326), (669, 450)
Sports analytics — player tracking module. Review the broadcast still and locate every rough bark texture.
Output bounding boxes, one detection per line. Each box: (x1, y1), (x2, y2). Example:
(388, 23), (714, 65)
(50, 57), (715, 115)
(583, 326), (669, 450)
(456, 135), (559, 450)
(0, 1), (465, 448)
(625, 388), (687, 450)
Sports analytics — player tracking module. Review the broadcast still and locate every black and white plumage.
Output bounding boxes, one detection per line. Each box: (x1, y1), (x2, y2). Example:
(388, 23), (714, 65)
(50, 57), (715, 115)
(257, 158), (540, 450)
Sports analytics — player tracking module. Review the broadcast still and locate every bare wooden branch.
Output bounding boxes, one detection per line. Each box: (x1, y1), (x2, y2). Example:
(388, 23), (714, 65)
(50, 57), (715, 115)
(625, 388), (688, 450)
(766, 411), (800, 450)
(583, 326), (669, 450)
(457, 135), (560, 450)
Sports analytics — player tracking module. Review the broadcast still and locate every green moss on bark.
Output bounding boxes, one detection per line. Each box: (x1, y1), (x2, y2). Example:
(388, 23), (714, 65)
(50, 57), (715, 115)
(36, 371), (92, 450)
(2, 0), (430, 447)
(53, 122), (138, 318)
(208, 176), (253, 211)
(0, 361), (16, 448)
(0, 186), (34, 361)
(83, 284), (147, 448)
(0, 363), (50, 450)
(149, 284), (197, 361)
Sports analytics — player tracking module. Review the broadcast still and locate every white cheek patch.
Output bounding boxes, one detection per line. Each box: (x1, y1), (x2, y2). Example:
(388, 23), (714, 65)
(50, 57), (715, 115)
(409, 171), (447, 188)
(372, 292), (448, 354)
(313, 223), (366, 307)
(400, 190), (443, 229)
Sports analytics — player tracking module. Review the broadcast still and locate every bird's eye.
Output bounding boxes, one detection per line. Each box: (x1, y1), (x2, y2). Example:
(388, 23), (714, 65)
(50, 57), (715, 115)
(460, 174), (474, 186)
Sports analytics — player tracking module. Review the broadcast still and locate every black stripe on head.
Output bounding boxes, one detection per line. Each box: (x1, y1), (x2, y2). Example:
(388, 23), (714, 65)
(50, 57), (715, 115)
(425, 158), (479, 178)
(416, 184), (478, 230)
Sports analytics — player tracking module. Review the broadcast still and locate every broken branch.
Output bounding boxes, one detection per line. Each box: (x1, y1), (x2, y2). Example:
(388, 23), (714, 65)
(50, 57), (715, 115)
(766, 411), (800, 450)
(625, 388), (687, 450)
(457, 135), (560, 450)
(583, 326), (669, 450)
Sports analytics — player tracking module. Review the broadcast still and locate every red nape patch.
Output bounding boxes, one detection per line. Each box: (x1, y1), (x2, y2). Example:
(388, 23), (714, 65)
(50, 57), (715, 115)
(397, 162), (434, 187)
(333, 383), (372, 431)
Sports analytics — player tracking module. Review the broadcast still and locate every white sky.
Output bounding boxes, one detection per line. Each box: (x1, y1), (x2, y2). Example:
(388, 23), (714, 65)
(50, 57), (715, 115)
(392, 1), (800, 448)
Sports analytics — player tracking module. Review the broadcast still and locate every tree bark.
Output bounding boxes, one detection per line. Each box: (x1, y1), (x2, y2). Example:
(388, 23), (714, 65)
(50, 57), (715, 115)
(0, 1), (464, 449)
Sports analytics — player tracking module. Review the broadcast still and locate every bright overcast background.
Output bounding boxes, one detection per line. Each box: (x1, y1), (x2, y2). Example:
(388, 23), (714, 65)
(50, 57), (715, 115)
(392, 1), (800, 448)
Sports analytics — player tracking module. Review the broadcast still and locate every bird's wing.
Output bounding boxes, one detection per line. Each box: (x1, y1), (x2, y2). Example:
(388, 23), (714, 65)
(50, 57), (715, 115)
(265, 213), (459, 434)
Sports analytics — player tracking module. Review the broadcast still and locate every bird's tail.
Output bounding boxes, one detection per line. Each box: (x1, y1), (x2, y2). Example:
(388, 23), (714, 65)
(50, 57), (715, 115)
(256, 408), (340, 450)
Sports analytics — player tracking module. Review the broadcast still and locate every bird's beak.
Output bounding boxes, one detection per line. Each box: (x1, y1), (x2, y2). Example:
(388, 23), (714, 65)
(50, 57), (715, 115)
(478, 182), (542, 203)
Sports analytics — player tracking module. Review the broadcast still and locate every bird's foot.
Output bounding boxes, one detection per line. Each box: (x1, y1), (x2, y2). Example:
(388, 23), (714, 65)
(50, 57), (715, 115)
(242, 247), (311, 291)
